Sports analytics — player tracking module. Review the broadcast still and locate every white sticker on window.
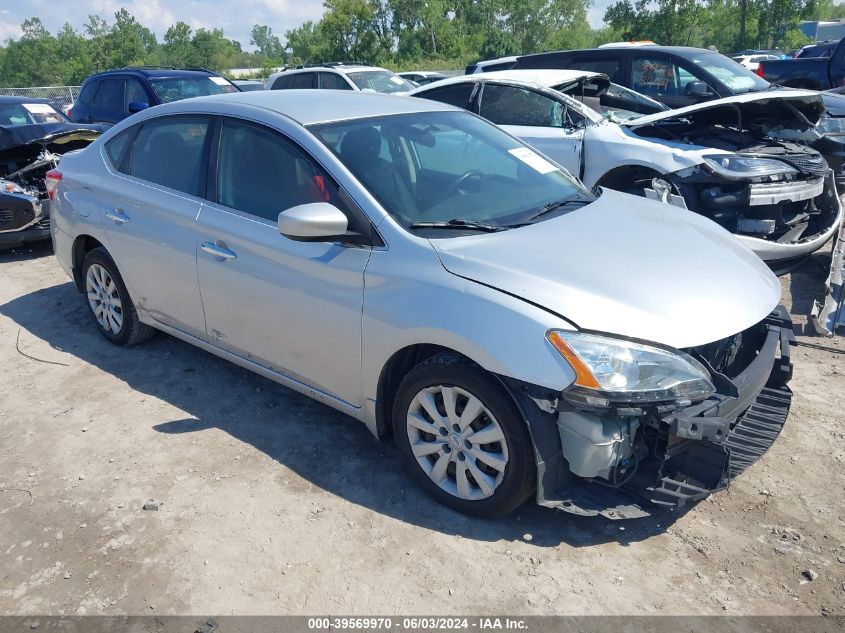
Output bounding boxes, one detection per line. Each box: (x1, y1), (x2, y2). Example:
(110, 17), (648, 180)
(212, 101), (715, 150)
(389, 76), (405, 85)
(209, 76), (230, 86)
(22, 103), (55, 114)
(508, 147), (559, 174)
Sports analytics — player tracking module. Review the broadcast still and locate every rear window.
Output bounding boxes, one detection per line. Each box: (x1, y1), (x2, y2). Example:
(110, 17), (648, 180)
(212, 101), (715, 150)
(77, 81), (97, 106)
(148, 76), (237, 104)
(0, 102), (64, 125)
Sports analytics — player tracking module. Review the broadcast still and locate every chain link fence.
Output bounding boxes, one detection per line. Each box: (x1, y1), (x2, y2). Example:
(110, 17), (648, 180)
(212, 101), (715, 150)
(0, 86), (81, 110)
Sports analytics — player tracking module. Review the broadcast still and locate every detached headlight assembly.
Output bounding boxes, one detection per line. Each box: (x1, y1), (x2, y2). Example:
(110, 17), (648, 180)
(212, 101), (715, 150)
(703, 154), (797, 178)
(547, 330), (715, 407)
(817, 115), (845, 137)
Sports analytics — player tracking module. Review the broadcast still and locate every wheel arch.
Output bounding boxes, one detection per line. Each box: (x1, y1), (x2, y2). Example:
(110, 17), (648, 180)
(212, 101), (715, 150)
(594, 164), (665, 193)
(71, 234), (107, 292)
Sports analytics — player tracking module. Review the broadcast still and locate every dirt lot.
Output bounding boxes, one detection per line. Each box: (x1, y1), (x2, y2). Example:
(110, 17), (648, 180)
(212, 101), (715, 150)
(0, 240), (843, 617)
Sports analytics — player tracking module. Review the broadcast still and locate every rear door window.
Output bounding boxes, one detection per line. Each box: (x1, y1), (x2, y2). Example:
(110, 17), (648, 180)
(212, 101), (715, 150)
(319, 72), (352, 90)
(125, 116), (210, 197)
(93, 78), (124, 109)
(417, 82), (476, 109)
(290, 73), (316, 89)
(479, 84), (565, 127)
(270, 75), (291, 90)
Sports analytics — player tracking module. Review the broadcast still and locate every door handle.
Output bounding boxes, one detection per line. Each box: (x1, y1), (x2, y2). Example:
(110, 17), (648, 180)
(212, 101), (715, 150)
(105, 209), (130, 224)
(201, 241), (237, 260)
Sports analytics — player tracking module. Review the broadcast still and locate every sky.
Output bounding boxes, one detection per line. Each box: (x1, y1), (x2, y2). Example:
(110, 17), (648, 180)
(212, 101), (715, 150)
(0, 0), (613, 50)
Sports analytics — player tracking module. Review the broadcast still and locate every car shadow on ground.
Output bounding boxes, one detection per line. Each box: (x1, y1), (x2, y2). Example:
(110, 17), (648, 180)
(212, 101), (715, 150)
(1, 281), (690, 548)
(0, 240), (53, 263)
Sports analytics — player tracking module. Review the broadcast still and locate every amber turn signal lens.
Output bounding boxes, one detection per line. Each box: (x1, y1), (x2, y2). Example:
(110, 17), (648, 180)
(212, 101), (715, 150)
(547, 331), (601, 389)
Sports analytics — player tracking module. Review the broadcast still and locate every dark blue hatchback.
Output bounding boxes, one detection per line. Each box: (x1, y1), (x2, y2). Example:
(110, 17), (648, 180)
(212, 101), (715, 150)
(71, 67), (239, 124)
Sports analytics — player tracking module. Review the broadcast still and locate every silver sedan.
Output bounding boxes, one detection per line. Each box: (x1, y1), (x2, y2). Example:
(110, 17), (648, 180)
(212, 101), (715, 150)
(49, 90), (794, 518)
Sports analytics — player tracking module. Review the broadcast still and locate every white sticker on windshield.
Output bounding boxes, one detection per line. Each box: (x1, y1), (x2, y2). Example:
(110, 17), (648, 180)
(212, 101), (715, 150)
(22, 103), (55, 114)
(389, 76), (405, 85)
(508, 147), (559, 174)
(209, 76), (230, 86)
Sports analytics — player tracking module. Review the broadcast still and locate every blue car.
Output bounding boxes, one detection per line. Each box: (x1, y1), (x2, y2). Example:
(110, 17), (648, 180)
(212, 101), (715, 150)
(71, 67), (239, 124)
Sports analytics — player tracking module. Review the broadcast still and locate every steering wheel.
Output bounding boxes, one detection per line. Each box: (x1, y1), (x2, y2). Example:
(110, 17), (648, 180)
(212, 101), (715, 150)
(445, 169), (484, 197)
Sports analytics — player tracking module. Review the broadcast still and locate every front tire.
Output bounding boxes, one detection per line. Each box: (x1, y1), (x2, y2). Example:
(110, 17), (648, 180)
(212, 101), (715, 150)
(82, 247), (154, 346)
(392, 354), (535, 517)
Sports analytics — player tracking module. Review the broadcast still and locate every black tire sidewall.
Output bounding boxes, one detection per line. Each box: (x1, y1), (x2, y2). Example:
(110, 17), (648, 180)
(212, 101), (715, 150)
(392, 359), (536, 517)
(81, 248), (136, 345)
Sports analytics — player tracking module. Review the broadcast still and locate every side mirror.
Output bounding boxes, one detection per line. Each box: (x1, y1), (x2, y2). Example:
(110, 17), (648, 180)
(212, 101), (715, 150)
(685, 81), (711, 97)
(127, 101), (149, 113)
(278, 202), (364, 243)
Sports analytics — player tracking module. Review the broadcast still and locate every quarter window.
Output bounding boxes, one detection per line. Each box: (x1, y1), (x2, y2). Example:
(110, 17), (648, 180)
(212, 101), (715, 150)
(479, 84), (566, 127)
(270, 75), (291, 90)
(215, 120), (344, 223)
(125, 116), (210, 196)
(104, 129), (134, 168)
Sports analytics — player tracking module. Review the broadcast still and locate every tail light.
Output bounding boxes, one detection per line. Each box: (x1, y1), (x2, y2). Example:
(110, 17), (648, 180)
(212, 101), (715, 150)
(45, 169), (62, 200)
(67, 108), (73, 120)
(756, 64), (765, 78)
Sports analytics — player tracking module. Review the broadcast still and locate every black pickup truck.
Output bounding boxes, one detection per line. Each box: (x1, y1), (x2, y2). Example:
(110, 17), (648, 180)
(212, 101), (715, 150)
(758, 38), (845, 89)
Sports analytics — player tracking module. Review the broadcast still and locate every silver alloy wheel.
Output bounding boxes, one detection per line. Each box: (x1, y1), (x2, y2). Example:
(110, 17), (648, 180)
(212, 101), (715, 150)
(85, 263), (124, 334)
(406, 385), (509, 501)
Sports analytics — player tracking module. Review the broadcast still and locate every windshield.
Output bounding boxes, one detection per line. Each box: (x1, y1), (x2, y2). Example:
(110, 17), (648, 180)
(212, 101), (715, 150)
(688, 52), (769, 93)
(310, 111), (589, 232)
(0, 102), (64, 126)
(347, 70), (414, 94)
(148, 76), (237, 104)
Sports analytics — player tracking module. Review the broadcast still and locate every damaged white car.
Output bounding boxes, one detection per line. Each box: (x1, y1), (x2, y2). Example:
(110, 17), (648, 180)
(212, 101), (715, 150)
(411, 70), (843, 272)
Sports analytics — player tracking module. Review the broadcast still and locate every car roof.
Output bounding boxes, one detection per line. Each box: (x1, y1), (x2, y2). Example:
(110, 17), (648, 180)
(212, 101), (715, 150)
(0, 95), (53, 105)
(87, 67), (217, 79)
(268, 64), (384, 79)
(172, 89), (456, 125)
(520, 45), (716, 60)
(411, 68), (602, 92)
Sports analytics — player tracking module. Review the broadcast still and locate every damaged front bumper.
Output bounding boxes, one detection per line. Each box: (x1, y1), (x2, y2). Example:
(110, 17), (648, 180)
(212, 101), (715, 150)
(653, 166), (843, 271)
(530, 307), (795, 520)
(810, 219), (845, 336)
(0, 189), (50, 249)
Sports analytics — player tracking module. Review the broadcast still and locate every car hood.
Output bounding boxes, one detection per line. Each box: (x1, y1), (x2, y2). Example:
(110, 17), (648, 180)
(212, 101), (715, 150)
(0, 123), (109, 154)
(430, 189), (781, 349)
(624, 89), (825, 133)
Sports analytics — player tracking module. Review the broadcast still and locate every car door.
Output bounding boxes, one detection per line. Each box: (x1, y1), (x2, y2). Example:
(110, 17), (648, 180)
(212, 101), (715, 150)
(195, 117), (371, 407)
(99, 115), (211, 338)
(476, 82), (583, 178)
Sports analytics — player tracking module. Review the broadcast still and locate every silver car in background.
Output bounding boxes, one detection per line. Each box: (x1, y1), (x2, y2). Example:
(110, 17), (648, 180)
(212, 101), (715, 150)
(49, 91), (794, 519)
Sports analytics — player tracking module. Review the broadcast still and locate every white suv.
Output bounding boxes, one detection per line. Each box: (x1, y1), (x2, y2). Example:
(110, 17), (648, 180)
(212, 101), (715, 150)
(266, 63), (414, 94)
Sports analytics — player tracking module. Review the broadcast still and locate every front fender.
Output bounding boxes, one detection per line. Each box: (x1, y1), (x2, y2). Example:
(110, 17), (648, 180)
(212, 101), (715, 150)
(360, 247), (578, 436)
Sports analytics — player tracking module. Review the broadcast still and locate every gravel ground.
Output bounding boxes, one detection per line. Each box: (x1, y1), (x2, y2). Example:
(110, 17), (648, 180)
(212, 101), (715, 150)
(0, 240), (843, 617)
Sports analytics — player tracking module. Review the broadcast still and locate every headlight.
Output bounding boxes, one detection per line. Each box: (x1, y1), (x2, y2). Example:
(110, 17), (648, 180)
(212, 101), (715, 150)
(0, 178), (27, 195)
(547, 330), (715, 407)
(703, 154), (797, 178)
(817, 115), (845, 137)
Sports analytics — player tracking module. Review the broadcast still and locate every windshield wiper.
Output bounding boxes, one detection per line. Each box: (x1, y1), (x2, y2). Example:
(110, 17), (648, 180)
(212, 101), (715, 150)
(519, 196), (592, 224)
(408, 219), (503, 232)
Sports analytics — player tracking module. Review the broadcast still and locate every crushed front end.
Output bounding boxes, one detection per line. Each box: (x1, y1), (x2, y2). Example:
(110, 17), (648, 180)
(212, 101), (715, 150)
(527, 307), (794, 520)
(659, 147), (842, 273)
(0, 123), (105, 249)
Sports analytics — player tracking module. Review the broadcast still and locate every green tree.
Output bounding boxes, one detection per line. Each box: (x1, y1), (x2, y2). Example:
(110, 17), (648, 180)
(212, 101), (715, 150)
(250, 24), (285, 63)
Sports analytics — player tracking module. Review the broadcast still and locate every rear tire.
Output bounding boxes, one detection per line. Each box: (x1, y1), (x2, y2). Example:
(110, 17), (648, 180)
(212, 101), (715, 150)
(82, 247), (154, 346)
(392, 353), (535, 517)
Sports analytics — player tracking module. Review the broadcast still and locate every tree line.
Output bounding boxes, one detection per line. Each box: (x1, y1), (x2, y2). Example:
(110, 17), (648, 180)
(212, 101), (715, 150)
(0, 0), (841, 88)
